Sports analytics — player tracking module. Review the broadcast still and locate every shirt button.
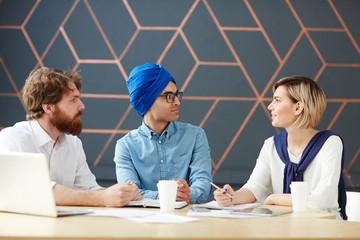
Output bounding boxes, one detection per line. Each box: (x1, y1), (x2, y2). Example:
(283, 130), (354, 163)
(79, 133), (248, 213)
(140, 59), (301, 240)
(158, 140), (162, 144)
(160, 160), (164, 163)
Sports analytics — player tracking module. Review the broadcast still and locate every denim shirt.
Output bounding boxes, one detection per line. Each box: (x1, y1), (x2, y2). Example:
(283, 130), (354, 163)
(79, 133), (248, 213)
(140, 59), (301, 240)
(114, 121), (212, 204)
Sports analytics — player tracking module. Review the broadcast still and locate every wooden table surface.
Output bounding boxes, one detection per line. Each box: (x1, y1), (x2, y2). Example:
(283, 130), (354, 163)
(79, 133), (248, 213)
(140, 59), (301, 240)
(1, 205), (360, 240)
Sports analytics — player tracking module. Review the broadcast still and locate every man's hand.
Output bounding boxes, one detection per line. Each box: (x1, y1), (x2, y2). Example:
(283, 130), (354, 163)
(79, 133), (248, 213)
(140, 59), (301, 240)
(172, 178), (191, 204)
(100, 182), (142, 207)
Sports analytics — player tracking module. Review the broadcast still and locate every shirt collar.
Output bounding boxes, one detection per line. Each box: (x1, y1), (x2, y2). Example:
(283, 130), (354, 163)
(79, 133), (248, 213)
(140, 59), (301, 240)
(140, 121), (176, 140)
(31, 120), (64, 147)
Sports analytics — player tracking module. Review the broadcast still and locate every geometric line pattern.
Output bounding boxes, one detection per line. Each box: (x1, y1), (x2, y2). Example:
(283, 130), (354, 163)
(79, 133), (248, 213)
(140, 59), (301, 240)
(0, 0), (359, 188)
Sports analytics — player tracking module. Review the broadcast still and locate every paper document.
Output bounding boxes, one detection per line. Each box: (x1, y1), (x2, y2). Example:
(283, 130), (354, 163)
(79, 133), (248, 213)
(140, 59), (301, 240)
(192, 200), (259, 210)
(129, 213), (198, 223)
(89, 208), (197, 223)
(89, 209), (155, 218)
(127, 198), (188, 209)
(187, 208), (260, 218)
(188, 201), (292, 218)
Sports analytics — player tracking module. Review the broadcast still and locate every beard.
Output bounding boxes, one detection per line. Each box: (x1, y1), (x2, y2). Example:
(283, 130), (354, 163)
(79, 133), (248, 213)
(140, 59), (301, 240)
(50, 106), (83, 136)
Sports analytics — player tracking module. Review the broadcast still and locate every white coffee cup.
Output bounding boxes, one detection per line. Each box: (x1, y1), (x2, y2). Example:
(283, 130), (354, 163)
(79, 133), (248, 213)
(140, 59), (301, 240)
(157, 180), (178, 212)
(290, 181), (309, 212)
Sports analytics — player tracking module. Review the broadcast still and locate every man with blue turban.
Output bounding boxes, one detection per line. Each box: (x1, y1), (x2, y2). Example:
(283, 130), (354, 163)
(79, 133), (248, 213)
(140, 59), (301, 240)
(113, 63), (212, 204)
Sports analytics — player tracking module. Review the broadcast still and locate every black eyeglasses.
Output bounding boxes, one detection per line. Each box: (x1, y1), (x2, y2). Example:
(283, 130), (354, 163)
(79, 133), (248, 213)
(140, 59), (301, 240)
(158, 90), (183, 103)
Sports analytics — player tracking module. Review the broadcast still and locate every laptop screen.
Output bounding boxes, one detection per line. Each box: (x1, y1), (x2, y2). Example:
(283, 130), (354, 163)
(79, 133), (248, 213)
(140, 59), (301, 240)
(0, 151), (58, 217)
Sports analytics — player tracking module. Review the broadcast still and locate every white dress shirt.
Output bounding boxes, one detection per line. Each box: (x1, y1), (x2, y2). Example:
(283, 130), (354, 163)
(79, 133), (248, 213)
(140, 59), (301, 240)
(0, 120), (101, 190)
(243, 135), (342, 211)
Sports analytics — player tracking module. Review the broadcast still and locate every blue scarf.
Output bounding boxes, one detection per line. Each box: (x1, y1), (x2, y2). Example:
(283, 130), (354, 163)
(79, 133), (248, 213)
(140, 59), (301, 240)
(274, 130), (347, 220)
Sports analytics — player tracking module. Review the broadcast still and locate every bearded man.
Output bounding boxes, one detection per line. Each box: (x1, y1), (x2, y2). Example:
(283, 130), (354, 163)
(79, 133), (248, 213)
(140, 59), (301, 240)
(0, 67), (141, 207)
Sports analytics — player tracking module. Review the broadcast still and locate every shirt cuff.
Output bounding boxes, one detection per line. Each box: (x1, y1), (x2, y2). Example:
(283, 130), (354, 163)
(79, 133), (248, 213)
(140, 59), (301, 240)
(51, 181), (57, 188)
(141, 190), (158, 200)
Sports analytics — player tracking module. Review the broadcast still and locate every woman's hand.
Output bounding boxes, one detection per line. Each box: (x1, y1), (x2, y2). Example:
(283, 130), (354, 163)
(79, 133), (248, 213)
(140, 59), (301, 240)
(213, 184), (234, 207)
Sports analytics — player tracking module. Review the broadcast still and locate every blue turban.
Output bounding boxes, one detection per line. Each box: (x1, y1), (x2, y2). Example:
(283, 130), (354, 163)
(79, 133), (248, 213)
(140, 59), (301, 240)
(127, 63), (176, 117)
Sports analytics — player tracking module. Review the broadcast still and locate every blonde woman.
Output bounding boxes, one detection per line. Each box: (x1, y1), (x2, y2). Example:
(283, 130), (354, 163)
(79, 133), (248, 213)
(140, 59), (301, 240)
(214, 76), (347, 220)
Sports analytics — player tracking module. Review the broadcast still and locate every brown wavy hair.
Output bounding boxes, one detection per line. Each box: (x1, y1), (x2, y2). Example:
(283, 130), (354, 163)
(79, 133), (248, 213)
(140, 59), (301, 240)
(22, 67), (82, 120)
(273, 76), (327, 128)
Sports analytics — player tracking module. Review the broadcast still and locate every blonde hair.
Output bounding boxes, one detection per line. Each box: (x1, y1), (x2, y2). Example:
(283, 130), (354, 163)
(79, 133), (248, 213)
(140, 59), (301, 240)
(273, 76), (327, 128)
(22, 67), (82, 120)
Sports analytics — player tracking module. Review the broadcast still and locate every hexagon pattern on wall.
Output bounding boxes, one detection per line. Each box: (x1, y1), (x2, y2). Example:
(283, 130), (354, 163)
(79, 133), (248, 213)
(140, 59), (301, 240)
(0, 0), (359, 188)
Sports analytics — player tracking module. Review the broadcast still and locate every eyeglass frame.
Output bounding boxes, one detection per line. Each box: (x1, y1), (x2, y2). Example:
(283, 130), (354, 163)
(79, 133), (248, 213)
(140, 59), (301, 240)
(158, 90), (183, 103)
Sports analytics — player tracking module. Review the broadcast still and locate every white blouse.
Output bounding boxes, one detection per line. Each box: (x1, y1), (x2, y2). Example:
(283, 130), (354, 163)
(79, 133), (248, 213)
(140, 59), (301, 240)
(243, 135), (342, 211)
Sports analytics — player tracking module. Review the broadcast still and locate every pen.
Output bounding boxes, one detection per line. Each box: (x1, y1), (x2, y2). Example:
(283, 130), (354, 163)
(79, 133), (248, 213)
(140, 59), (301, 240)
(210, 182), (233, 199)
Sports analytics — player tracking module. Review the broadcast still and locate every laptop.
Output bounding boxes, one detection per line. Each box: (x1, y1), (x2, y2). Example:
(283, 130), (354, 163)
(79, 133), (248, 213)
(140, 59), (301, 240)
(0, 151), (93, 217)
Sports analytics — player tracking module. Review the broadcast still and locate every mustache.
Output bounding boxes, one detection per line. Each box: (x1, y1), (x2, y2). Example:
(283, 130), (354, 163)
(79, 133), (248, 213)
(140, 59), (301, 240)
(75, 111), (83, 118)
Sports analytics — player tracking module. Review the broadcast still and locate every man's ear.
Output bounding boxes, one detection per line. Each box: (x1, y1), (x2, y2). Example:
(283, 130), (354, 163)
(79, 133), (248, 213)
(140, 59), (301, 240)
(42, 103), (54, 114)
(294, 101), (304, 116)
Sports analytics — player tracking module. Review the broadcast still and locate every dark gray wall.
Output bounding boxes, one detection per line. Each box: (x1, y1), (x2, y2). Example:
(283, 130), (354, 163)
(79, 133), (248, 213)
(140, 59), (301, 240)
(0, 0), (359, 189)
